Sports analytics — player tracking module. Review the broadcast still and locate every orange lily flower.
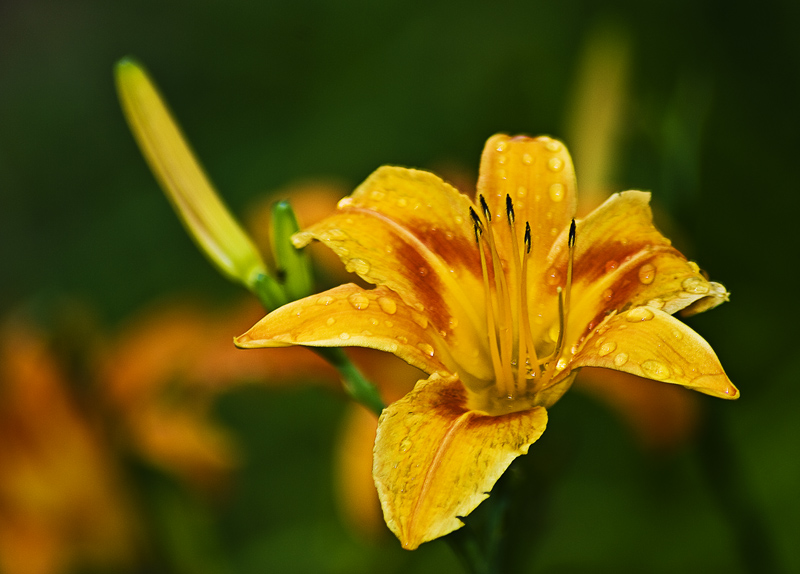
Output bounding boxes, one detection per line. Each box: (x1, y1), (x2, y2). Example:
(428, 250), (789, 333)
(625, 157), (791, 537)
(235, 134), (738, 549)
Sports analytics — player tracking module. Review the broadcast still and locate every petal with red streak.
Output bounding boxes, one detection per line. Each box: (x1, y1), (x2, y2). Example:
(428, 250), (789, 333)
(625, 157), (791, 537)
(373, 372), (548, 549)
(235, 283), (449, 376)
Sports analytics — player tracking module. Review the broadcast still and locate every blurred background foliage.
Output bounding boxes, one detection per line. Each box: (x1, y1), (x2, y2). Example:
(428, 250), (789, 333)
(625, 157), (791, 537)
(1, 0), (799, 572)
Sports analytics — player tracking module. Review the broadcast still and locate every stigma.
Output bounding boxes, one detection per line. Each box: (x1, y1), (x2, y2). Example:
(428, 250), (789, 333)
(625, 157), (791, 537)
(469, 194), (575, 411)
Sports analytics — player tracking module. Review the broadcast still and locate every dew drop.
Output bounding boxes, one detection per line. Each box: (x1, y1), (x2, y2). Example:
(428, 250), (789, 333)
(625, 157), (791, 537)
(370, 318), (379, 326)
(497, 155), (507, 164)
(549, 183), (564, 202)
(546, 140), (561, 152)
(613, 352), (629, 367)
(339, 332), (350, 340)
(385, 245), (393, 254)
(682, 276), (710, 294)
(397, 197), (408, 207)
(418, 266), (429, 277)
(326, 317), (336, 326)
(396, 335), (409, 344)
(417, 343), (435, 356)
(412, 312), (429, 329)
(641, 359), (671, 380)
(370, 190), (385, 200)
(687, 261), (700, 273)
(522, 153), (533, 165)
(378, 297), (397, 315)
(626, 307), (655, 322)
(671, 329), (683, 340)
(638, 263), (656, 285)
(327, 228), (348, 240)
(316, 296), (334, 306)
(337, 197), (354, 209)
(602, 288), (614, 301)
(400, 438), (412, 451)
(387, 342), (398, 352)
(345, 258), (371, 275)
(384, 320), (394, 328)
(598, 341), (617, 357)
(605, 260), (618, 273)
(546, 267), (562, 286)
(517, 186), (527, 198)
(454, 215), (464, 225)
(547, 157), (564, 172)
(448, 317), (459, 329)
(550, 227), (558, 236)
(556, 358), (568, 371)
(347, 292), (370, 310)
(647, 298), (665, 309)
(496, 141), (507, 152)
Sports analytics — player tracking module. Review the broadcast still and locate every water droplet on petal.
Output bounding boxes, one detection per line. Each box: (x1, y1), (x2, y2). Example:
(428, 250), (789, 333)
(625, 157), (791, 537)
(345, 258), (371, 275)
(370, 318), (379, 326)
(418, 266), (428, 277)
(598, 341), (617, 357)
(496, 141), (507, 152)
(638, 263), (656, 284)
(605, 260), (618, 273)
(347, 292), (370, 310)
(613, 352), (629, 367)
(396, 335), (408, 344)
(641, 359), (671, 380)
(384, 320), (394, 328)
(454, 215), (464, 225)
(671, 329), (684, 340)
(326, 317), (336, 326)
(556, 358), (568, 371)
(549, 183), (564, 202)
(547, 157), (564, 172)
(412, 312), (429, 329)
(387, 342), (398, 352)
(337, 197), (354, 209)
(397, 197), (408, 207)
(370, 190), (385, 200)
(417, 343), (434, 356)
(602, 288), (614, 301)
(546, 267), (563, 286)
(626, 307), (655, 322)
(497, 155), (507, 164)
(316, 296), (334, 306)
(682, 276), (710, 294)
(546, 140), (562, 152)
(327, 228), (348, 240)
(522, 153), (533, 165)
(647, 298), (665, 309)
(378, 297), (397, 315)
(517, 186), (527, 198)
(339, 332), (351, 340)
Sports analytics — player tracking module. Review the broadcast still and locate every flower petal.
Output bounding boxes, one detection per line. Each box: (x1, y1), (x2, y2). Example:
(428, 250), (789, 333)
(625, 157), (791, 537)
(373, 373), (548, 549)
(567, 191), (728, 324)
(291, 166), (494, 380)
(235, 283), (447, 376)
(571, 306), (738, 399)
(477, 134), (577, 271)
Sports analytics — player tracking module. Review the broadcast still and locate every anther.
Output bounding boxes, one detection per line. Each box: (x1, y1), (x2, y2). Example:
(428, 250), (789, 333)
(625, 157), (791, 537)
(479, 194), (492, 222)
(505, 194), (515, 223)
(524, 222), (531, 254)
(568, 219), (576, 248)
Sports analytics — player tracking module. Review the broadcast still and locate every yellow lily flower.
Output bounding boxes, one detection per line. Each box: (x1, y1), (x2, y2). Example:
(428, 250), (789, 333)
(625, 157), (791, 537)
(235, 134), (738, 549)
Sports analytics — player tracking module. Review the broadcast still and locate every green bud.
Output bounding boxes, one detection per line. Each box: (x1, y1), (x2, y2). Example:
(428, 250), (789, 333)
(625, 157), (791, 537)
(271, 200), (314, 300)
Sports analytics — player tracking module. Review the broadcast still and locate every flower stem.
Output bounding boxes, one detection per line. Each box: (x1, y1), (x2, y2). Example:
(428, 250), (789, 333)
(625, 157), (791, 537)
(314, 347), (385, 415)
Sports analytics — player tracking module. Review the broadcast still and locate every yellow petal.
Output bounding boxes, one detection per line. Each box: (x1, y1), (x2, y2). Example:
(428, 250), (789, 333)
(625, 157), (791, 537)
(115, 59), (267, 288)
(571, 306), (738, 399)
(373, 373), (548, 549)
(291, 167), (494, 380)
(477, 134), (577, 272)
(235, 283), (447, 375)
(548, 191), (728, 347)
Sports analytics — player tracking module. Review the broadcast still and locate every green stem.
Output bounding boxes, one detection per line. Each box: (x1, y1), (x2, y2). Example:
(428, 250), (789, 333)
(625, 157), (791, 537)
(314, 347), (385, 415)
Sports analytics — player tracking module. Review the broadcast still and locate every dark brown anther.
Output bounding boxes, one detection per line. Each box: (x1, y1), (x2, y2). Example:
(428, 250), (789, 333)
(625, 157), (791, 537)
(479, 194), (492, 222)
(505, 194), (515, 223)
(469, 207), (483, 242)
(524, 222), (531, 254)
(568, 219), (576, 248)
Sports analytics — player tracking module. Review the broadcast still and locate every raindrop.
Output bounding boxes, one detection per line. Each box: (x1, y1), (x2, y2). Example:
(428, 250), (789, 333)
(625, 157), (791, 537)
(641, 359), (670, 380)
(418, 266), (429, 277)
(547, 157), (564, 172)
(613, 353), (628, 367)
(316, 296), (334, 306)
(598, 341), (617, 357)
(549, 183), (564, 202)
(339, 332), (351, 340)
(671, 329), (683, 340)
(602, 288), (614, 301)
(378, 297), (397, 315)
(397, 197), (408, 207)
(626, 307), (655, 322)
(556, 358), (568, 371)
(517, 186), (527, 198)
(638, 263), (656, 284)
(546, 140), (561, 152)
(496, 141), (507, 152)
(370, 190), (385, 200)
(605, 260), (618, 273)
(417, 343), (435, 357)
(326, 317), (336, 326)
(346, 258), (371, 275)
(397, 335), (409, 344)
(412, 312), (429, 329)
(347, 292), (370, 310)
(682, 276), (710, 294)
(522, 153), (533, 165)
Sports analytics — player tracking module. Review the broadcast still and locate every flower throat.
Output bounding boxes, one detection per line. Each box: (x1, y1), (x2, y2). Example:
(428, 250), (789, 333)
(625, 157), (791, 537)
(469, 194), (576, 407)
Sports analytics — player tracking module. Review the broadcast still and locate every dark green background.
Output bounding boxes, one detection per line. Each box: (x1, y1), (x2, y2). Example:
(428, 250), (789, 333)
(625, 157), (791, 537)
(2, 0), (799, 572)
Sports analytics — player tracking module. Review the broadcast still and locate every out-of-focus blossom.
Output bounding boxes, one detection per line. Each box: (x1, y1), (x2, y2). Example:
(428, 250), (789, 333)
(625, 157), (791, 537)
(0, 320), (137, 574)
